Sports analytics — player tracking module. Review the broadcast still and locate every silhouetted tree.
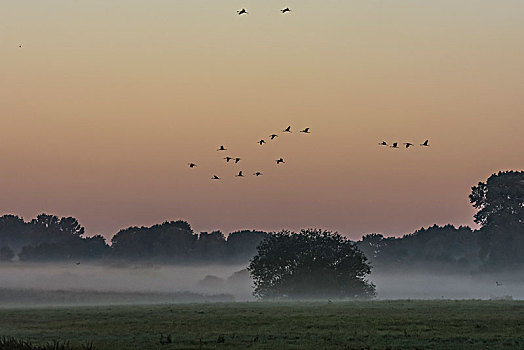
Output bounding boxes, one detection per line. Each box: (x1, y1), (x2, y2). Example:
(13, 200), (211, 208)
(111, 220), (197, 262)
(358, 225), (480, 270)
(0, 215), (30, 252)
(358, 233), (387, 261)
(248, 229), (375, 299)
(470, 171), (524, 269)
(470, 171), (524, 228)
(226, 230), (268, 263)
(197, 231), (227, 261)
(0, 245), (15, 262)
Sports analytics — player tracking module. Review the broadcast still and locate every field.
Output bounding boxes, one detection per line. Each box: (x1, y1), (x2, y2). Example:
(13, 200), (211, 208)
(1, 301), (523, 350)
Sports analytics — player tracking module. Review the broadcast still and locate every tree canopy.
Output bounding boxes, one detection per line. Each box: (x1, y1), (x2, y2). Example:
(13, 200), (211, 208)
(470, 170), (524, 228)
(248, 229), (375, 299)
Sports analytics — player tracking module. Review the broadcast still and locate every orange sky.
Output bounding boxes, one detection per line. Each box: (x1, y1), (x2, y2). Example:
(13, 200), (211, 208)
(1, 0), (523, 240)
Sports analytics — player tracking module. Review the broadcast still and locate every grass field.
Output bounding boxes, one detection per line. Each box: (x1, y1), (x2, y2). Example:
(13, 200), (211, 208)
(1, 300), (523, 349)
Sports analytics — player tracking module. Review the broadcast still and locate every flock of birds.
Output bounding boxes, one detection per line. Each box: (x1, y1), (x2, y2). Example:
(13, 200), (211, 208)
(187, 125), (310, 180)
(379, 140), (430, 149)
(237, 7), (291, 15)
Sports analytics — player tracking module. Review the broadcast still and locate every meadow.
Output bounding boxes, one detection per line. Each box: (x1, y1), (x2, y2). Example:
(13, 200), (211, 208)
(1, 300), (523, 349)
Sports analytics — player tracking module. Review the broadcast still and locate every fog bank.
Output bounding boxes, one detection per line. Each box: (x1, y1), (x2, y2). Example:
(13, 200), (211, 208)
(1, 263), (524, 307)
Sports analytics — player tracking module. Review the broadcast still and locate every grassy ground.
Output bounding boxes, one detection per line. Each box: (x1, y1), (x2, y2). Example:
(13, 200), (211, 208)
(0, 300), (523, 349)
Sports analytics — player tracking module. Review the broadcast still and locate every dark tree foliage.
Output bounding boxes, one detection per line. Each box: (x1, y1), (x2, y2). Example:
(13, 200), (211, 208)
(0, 215), (30, 252)
(469, 171), (524, 269)
(111, 221), (198, 262)
(198, 231), (227, 261)
(470, 171), (524, 228)
(248, 229), (375, 299)
(226, 230), (268, 263)
(357, 225), (480, 270)
(0, 245), (15, 262)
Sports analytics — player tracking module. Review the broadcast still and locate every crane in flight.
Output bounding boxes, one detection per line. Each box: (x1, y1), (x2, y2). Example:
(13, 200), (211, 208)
(258, 139), (266, 145)
(188, 163), (197, 168)
(281, 8), (291, 13)
(390, 142), (399, 148)
(234, 157), (241, 164)
(236, 171), (245, 177)
(212, 175), (221, 180)
(404, 142), (414, 149)
(276, 158), (285, 164)
(237, 8), (248, 15)
(300, 128), (310, 134)
(283, 126), (292, 133)
(269, 134), (278, 140)
(379, 141), (387, 146)
(253, 172), (263, 176)
(217, 145), (227, 151)
(420, 140), (430, 147)
(224, 157), (233, 163)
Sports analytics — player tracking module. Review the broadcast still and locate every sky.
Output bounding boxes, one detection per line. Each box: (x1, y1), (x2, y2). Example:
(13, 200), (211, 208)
(1, 0), (523, 240)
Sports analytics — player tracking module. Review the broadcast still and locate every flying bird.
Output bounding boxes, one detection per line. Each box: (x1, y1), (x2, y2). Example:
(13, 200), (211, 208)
(75, 262), (81, 265)
(234, 157), (241, 164)
(300, 128), (310, 133)
(390, 142), (399, 148)
(188, 163), (197, 168)
(404, 143), (414, 149)
(258, 139), (266, 145)
(276, 158), (285, 164)
(420, 139), (430, 146)
(496, 281), (503, 286)
(283, 126), (292, 133)
(224, 157), (233, 163)
(237, 8), (248, 15)
(212, 175), (221, 180)
(269, 134), (278, 140)
(281, 8), (291, 13)
(379, 141), (388, 146)
(236, 171), (245, 177)
(217, 145), (227, 151)
(253, 172), (263, 176)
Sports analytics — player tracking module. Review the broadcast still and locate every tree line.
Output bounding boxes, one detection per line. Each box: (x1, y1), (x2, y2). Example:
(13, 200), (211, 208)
(0, 215), (266, 264)
(0, 170), (522, 271)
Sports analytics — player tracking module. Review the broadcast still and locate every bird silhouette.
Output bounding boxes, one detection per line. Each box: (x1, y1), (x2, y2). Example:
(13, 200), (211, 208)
(269, 134), (278, 140)
(188, 163), (197, 168)
(283, 126), (292, 133)
(224, 157), (233, 163)
(281, 8), (291, 13)
(217, 145), (227, 151)
(379, 141), (388, 146)
(390, 142), (399, 148)
(236, 171), (244, 177)
(253, 172), (263, 176)
(496, 281), (503, 286)
(276, 158), (285, 164)
(258, 139), (266, 145)
(234, 157), (241, 164)
(404, 143), (414, 148)
(421, 140), (430, 146)
(237, 8), (248, 15)
(75, 262), (81, 265)
(212, 175), (221, 180)
(300, 128), (310, 133)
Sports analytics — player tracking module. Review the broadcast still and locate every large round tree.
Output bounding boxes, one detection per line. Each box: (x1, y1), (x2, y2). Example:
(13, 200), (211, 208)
(248, 229), (375, 299)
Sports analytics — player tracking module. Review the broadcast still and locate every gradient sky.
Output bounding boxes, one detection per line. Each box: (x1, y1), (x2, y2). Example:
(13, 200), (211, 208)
(1, 0), (523, 240)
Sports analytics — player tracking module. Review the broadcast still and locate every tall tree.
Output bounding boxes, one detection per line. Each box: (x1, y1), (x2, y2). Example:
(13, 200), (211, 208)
(470, 171), (524, 228)
(470, 171), (524, 268)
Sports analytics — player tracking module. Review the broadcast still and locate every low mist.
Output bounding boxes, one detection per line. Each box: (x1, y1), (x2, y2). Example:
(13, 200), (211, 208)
(0, 263), (253, 307)
(2, 263), (524, 307)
